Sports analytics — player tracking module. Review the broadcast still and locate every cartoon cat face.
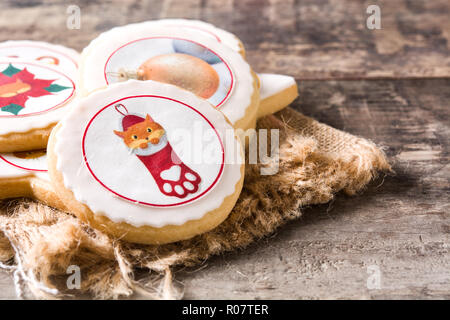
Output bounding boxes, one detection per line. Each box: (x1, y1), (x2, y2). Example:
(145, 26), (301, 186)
(114, 114), (166, 150)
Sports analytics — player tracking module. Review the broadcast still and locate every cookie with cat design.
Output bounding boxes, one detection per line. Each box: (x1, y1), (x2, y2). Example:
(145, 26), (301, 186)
(0, 149), (66, 210)
(48, 80), (244, 244)
(0, 48), (78, 152)
(79, 22), (260, 131)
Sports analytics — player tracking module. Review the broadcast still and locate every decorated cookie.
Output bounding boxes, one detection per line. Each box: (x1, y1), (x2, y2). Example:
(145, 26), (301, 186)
(79, 24), (259, 131)
(48, 80), (244, 244)
(258, 73), (298, 118)
(84, 19), (245, 59)
(0, 57), (77, 152)
(145, 21), (299, 118)
(0, 149), (66, 210)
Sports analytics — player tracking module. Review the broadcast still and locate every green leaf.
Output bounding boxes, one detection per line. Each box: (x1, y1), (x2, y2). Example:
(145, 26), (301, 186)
(1, 64), (22, 77)
(45, 84), (71, 93)
(1, 104), (23, 115)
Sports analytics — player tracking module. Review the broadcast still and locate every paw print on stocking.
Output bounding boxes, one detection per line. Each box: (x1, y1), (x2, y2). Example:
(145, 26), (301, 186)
(113, 104), (201, 199)
(137, 145), (201, 198)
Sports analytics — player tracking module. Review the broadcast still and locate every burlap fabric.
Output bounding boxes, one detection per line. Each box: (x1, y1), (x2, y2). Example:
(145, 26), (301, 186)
(0, 107), (390, 299)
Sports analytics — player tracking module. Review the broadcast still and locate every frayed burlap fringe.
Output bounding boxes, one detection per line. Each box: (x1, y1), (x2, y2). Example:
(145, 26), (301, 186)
(0, 108), (391, 299)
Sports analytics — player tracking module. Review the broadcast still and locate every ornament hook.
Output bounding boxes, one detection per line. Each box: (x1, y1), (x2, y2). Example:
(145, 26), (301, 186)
(114, 103), (129, 116)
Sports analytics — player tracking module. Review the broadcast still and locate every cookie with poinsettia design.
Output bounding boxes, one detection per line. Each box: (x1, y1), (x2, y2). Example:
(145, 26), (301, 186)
(48, 80), (244, 244)
(0, 149), (66, 210)
(0, 55), (78, 152)
(79, 24), (259, 131)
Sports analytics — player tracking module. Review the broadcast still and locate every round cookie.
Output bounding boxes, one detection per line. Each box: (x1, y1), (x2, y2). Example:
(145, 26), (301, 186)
(0, 57), (77, 152)
(258, 73), (298, 118)
(80, 20), (298, 127)
(79, 24), (259, 131)
(48, 80), (244, 244)
(0, 149), (66, 210)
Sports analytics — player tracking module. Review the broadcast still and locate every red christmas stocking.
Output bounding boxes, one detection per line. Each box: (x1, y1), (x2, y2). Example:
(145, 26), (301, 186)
(114, 104), (201, 199)
(136, 143), (201, 198)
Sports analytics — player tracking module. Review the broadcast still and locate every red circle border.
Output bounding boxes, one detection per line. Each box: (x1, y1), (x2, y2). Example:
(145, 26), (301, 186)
(81, 95), (226, 208)
(0, 43), (79, 68)
(0, 155), (47, 172)
(164, 24), (222, 43)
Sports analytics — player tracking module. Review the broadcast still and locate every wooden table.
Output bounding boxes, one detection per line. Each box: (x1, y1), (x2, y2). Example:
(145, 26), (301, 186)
(0, 0), (448, 299)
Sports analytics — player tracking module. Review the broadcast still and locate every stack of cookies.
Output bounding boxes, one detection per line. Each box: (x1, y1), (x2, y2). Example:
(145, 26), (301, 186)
(0, 20), (298, 244)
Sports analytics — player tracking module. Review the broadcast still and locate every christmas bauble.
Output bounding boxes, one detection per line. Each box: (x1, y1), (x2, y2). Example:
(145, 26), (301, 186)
(137, 53), (219, 99)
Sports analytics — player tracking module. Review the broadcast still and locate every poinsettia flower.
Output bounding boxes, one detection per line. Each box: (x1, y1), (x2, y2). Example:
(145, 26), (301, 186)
(0, 64), (70, 115)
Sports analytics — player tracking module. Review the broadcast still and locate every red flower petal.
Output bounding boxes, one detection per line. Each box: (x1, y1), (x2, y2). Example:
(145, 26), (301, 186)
(0, 66), (60, 114)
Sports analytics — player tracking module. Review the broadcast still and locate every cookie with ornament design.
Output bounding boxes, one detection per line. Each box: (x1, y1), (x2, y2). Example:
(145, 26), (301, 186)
(0, 41), (79, 152)
(100, 19), (298, 117)
(79, 20), (297, 130)
(48, 80), (244, 244)
(0, 149), (66, 210)
(79, 25), (259, 131)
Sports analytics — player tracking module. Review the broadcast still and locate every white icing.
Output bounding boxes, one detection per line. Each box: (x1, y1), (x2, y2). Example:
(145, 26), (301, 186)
(138, 19), (242, 53)
(0, 59), (78, 135)
(55, 80), (243, 227)
(163, 183), (172, 193)
(0, 152), (49, 181)
(80, 24), (255, 127)
(258, 73), (296, 101)
(0, 41), (80, 78)
(183, 181), (194, 190)
(85, 19), (242, 55)
(185, 173), (197, 181)
(161, 165), (181, 181)
(174, 185), (184, 195)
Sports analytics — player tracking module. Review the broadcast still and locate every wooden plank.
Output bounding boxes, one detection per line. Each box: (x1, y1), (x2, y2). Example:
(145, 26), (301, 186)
(176, 78), (450, 299)
(241, 0), (450, 79)
(0, 0), (448, 79)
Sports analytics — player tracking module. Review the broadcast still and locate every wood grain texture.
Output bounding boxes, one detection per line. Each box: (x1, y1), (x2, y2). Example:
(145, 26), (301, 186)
(0, 0), (449, 299)
(177, 78), (450, 299)
(1, 0), (449, 79)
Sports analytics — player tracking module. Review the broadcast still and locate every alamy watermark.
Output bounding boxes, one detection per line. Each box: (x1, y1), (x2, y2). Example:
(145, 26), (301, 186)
(66, 5), (81, 30)
(85, 122), (281, 176)
(66, 265), (81, 290)
(366, 4), (381, 30)
(366, 265), (381, 289)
